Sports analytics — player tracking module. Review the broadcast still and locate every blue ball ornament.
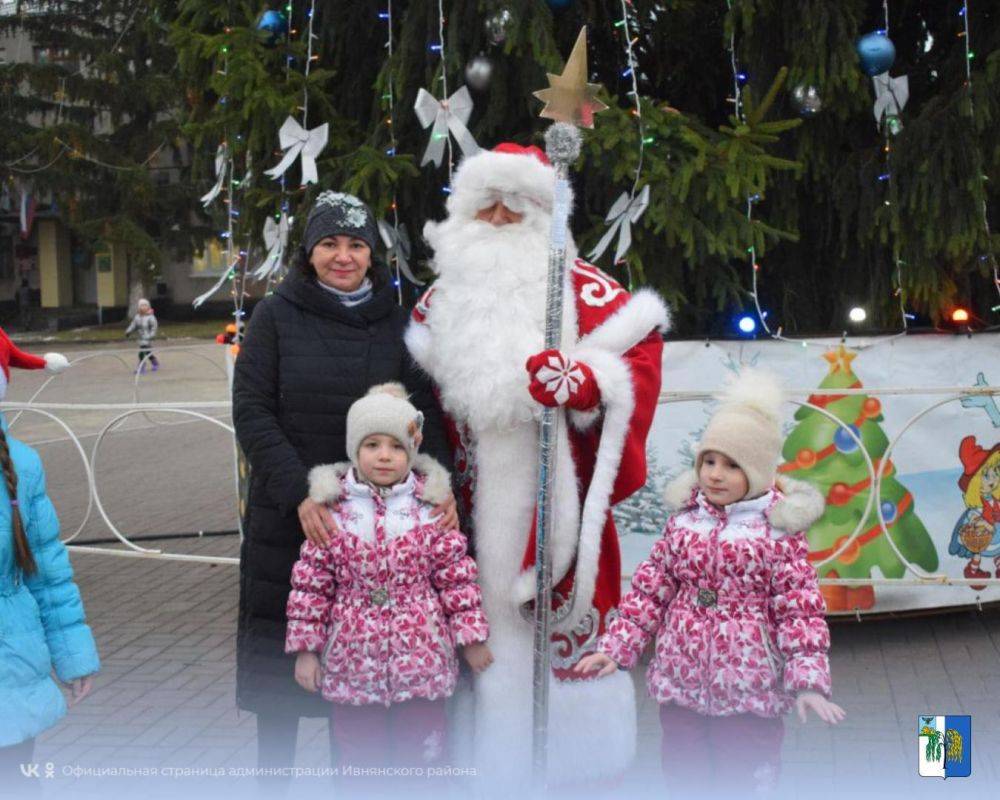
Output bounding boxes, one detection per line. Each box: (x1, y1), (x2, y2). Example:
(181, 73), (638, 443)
(257, 10), (289, 43)
(546, 0), (575, 8)
(833, 424), (861, 454)
(880, 500), (897, 523)
(856, 32), (896, 77)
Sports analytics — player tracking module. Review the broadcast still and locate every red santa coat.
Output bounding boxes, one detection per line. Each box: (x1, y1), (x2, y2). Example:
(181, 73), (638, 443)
(406, 259), (667, 782)
(412, 260), (664, 650)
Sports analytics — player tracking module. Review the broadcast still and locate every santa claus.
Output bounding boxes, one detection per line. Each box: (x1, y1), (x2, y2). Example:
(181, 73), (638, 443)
(405, 143), (668, 786)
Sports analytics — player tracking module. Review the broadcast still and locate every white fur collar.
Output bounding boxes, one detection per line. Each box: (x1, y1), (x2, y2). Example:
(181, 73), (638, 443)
(661, 469), (825, 534)
(308, 453), (452, 507)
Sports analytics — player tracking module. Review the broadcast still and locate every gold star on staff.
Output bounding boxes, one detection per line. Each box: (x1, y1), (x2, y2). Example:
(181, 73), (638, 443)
(823, 344), (857, 374)
(533, 27), (608, 128)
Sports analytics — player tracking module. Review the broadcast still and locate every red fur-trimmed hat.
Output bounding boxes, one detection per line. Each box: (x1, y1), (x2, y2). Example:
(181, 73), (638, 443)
(442, 141), (565, 221)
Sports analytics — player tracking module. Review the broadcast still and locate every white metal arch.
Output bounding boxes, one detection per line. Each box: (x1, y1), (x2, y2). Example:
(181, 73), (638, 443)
(1, 405), (94, 544)
(87, 408), (235, 554)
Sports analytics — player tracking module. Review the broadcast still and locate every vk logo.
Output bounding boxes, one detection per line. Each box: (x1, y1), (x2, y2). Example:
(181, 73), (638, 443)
(18, 762), (54, 779)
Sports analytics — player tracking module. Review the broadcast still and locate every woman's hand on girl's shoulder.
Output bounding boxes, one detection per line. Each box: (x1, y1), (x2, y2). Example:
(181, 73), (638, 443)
(298, 498), (338, 547)
(574, 652), (618, 678)
(795, 691), (846, 725)
(65, 676), (94, 707)
(431, 493), (459, 532)
(294, 652), (322, 693)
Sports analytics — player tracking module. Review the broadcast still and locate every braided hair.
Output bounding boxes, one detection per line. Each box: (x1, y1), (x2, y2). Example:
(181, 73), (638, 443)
(0, 428), (34, 574)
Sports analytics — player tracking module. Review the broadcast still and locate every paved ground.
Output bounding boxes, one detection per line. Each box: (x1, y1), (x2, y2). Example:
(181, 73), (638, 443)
(2, 342), (997, 799)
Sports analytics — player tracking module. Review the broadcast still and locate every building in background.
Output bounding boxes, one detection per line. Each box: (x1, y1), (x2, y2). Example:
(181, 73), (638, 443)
(0, 2), (252, 330)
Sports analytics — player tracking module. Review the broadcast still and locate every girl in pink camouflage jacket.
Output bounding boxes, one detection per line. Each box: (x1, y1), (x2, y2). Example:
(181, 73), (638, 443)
(285, 383), (491, 775)
(578, 371), (845, 794)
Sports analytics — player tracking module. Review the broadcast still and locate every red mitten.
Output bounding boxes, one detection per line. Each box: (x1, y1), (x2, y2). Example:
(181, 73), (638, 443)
(525, 349), (601, 410)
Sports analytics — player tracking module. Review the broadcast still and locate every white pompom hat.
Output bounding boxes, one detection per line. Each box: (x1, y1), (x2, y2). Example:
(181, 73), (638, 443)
(695, 370), (786, 499)
(345, 383), (424, 468)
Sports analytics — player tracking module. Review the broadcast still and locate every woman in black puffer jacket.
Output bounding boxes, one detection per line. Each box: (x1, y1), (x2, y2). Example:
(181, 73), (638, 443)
(232, 191), (455, 770)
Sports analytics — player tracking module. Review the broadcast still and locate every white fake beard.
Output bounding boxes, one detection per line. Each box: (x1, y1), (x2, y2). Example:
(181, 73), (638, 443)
(423, 213), (552, 433)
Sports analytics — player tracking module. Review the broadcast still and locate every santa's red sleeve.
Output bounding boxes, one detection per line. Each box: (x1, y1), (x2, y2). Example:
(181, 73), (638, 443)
(0, 327), (47, 370)
(609, 331), (663, 504)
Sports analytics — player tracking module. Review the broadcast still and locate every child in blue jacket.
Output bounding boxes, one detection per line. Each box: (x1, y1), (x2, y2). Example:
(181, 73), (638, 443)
(0, 413), (100, 785)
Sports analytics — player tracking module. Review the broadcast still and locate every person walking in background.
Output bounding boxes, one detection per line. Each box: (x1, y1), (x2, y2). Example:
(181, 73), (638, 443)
(125, 298), (159, 373)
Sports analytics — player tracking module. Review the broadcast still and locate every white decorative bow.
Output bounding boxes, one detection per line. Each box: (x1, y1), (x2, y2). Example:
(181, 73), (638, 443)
(193, 257), (238, 309)
(413, 86), (479, 168)
(377, 219), (423, 286)
(588, 184), (651, 264)
(534, 352), (585, 406)
(252, 212), (290, 281)
(872, 72), (908, 125)
(200, 143), (228, 208)
(264, 116), (329, 185)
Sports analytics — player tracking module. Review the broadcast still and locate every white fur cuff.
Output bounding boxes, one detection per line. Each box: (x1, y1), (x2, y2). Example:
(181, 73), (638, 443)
(575, 289), (670, 354)
(44, 352), (70, 373)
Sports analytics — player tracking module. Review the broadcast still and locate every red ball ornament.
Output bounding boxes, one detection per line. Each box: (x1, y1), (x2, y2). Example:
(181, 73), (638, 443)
(796, 449), (817, 469)
(863, 397), (882, 418)
(828, 482), (852, 506)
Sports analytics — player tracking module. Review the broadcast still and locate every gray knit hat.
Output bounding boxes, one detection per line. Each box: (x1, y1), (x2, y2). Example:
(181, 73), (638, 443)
(695, 370), (785, 500)
(346, 383), (424, 468)
(303, 191), (377, 255)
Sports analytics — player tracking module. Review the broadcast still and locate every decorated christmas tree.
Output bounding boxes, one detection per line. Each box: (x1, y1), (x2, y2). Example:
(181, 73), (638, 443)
(780, 344), (939, 612)
(3, 2), (996, 328)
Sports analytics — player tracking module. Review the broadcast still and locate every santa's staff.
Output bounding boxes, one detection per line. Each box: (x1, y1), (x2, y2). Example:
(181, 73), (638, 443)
(529, 27), (608, 788)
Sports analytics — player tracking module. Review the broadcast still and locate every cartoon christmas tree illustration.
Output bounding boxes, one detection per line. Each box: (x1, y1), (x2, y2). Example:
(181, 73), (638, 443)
(780, 345), (939, 612)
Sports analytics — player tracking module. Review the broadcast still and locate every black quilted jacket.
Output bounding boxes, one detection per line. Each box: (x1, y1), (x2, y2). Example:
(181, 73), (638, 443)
(232, 264), (450, 716)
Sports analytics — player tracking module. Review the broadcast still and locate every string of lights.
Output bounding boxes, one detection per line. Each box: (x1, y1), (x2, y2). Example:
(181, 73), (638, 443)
(725, 0), (778, 342)
(436, 0), (452, 183)
(381, 0), (404, 302)
(614, 0), (646, 290)
(879, 0), (911, 332)
(728, 0), (918, 346)
(958, 0), (1000, 310)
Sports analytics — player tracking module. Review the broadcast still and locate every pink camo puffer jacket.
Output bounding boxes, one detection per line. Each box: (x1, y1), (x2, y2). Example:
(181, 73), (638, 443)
(599, 472), (831, 718)
(285, 460), (489, 706)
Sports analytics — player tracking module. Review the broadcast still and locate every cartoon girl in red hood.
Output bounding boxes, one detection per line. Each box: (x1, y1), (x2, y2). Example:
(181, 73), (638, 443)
(949, 436), (1000, 589)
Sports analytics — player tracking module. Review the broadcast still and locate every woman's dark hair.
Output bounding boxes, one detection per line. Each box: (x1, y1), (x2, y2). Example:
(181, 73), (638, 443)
(293, 245), (313, 278)
(1, 429), (35, 574)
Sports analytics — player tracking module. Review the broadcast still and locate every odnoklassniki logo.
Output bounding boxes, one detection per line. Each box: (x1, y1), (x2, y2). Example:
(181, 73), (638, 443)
(918, 715), (971, 778)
